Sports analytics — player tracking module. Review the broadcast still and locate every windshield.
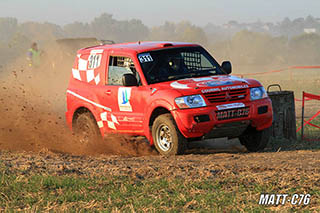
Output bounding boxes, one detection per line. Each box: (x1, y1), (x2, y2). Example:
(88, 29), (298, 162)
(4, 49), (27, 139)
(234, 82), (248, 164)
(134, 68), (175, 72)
(138, 46), (225, 84)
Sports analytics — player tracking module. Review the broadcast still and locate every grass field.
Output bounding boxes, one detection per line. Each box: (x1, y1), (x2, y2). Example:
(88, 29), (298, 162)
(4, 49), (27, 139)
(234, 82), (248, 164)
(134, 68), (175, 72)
(1, 148), (320, 212)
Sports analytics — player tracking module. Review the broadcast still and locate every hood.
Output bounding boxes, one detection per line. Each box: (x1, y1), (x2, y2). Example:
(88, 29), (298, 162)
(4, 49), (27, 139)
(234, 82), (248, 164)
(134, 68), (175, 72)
(153, 75), (261, 96)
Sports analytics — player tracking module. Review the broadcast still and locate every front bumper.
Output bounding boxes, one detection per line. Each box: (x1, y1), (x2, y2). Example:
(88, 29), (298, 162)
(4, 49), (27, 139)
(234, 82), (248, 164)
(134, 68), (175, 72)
(171, 98), (273, 139)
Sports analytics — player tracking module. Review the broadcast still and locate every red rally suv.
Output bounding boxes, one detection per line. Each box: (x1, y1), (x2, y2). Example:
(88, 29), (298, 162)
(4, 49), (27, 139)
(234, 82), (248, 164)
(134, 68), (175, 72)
(66, 41), (273, 155)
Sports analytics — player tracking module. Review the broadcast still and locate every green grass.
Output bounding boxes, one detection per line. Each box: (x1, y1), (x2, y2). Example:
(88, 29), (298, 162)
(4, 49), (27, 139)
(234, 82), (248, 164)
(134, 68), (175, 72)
(0, 169), (318, 211)
(300, 116), (320, 140)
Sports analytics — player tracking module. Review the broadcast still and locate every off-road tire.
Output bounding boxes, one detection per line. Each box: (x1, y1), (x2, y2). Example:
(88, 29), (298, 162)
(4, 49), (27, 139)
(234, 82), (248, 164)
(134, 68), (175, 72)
(239, 127), (271, 152)
(152, 113), (186, 156)
(73, 112), (101, 146)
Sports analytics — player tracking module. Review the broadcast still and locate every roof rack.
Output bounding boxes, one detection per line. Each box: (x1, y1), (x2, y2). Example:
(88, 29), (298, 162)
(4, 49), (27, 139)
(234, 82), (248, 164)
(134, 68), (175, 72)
(100, 40), (116, 45)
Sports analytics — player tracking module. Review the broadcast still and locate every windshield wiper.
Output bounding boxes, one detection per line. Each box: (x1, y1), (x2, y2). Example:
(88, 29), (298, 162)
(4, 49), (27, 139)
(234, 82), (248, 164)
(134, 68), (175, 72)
(167, 71), (215, 81)
(168, 73), (194, 80)
(189, 72), (212, 77)
(189, 67), (217, 72)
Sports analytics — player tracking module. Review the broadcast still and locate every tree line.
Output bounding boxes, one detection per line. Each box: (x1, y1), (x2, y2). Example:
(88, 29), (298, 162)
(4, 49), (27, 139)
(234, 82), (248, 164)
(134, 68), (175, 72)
(0, 13), (320, 68)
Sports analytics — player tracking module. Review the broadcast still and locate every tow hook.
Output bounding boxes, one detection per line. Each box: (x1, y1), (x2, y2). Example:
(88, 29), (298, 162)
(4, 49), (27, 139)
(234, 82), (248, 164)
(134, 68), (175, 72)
(188, 121), (198, 133)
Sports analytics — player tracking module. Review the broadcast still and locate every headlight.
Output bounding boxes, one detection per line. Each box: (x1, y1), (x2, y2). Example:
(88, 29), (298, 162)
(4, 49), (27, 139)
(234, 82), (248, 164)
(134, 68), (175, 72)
(250, 87), (268, 100)
(175, 95), (206, 109)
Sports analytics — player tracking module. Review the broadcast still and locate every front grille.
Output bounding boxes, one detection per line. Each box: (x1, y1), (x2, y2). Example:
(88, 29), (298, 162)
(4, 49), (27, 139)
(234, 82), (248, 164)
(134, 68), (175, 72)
(203, 88), (248, 103)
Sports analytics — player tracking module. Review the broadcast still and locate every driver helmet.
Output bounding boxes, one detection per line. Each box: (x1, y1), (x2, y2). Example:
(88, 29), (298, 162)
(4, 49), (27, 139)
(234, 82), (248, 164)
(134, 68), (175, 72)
(168, 54), (183, 71)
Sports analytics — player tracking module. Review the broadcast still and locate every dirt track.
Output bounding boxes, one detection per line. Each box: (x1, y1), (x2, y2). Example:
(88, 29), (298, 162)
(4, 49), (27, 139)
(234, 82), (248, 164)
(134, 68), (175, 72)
(0, 56), (319, 181)
(1, 149), (319, 186)
(0, 56), (319, 211)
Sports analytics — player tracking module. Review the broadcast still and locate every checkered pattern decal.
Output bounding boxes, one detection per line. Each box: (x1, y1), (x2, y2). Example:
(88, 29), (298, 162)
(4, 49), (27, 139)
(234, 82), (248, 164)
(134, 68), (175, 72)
(98, 111), (119, 130)
(72, 50), (103, 85)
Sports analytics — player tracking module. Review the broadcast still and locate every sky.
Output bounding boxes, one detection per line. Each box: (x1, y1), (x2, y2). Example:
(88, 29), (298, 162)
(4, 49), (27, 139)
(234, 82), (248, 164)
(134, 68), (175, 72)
(0, 0), (320, 26)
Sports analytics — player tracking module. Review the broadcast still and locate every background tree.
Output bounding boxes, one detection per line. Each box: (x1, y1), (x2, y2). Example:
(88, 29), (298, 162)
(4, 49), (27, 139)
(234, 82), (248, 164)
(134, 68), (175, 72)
(289, 33), (320, 65)
(64, 22), (92, 38)
(0, 17), (18, 42)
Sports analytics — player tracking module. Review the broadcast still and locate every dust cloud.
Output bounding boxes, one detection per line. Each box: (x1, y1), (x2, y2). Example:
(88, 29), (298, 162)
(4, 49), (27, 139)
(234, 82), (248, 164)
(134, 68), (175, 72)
(0, 42), (156, 156)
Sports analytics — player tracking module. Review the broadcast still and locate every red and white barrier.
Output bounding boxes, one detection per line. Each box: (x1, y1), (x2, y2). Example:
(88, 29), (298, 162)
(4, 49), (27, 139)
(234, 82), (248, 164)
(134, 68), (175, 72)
(296, 91), (320, 141)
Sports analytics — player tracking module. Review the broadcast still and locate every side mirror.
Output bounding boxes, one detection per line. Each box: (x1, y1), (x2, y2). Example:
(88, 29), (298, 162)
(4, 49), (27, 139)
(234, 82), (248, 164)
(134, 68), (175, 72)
(221, 61), (232, 74)
(122, 73), (138, 86)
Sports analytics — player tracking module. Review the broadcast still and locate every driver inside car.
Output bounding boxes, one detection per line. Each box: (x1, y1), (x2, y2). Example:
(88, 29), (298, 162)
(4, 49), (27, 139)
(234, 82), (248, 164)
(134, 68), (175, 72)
(158, 54), (188, 79)
(168, 54), (188, 74)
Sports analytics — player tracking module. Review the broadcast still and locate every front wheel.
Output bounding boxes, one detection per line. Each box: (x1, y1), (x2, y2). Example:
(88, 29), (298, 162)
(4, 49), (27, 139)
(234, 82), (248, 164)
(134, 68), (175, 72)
(152, 113), (186, 156)
(239, 127), (271, 152)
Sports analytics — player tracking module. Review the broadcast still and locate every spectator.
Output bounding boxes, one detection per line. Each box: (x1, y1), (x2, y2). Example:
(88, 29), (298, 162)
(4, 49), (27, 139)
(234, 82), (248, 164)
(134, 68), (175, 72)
(27, 42), (41, 67)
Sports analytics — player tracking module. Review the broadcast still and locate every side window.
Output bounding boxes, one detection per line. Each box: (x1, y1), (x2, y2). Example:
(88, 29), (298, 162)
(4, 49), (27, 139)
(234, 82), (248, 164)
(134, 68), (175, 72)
(181, 51), (215, 70)
(108, 56), (141, 85)
(200, 54), (214, 69)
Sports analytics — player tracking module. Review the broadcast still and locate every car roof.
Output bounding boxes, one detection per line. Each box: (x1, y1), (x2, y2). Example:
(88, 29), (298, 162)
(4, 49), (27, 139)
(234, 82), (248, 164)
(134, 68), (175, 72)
(79, 41), (200, 54)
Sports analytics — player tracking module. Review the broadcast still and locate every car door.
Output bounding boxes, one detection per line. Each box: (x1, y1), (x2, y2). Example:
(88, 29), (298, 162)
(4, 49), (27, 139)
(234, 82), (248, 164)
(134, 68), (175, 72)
(104, 54), (146, 134)
(85, 50), (118, 134)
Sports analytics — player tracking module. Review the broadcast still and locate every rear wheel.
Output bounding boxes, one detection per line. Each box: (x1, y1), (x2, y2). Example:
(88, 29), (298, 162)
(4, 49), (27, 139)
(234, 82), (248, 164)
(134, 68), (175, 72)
(152, 113), (186, 156)
(239, 127), (271, 152)
(73, 112), (101, 146)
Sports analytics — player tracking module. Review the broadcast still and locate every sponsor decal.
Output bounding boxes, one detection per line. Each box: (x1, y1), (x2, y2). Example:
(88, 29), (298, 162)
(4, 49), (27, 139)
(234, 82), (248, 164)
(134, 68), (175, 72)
(197, 80), (233, 87)
(216, 107), (250, 120)
(216, 103), (245, 110)
(170, 81), (190, 89)
(192, 77), (213, 82)
(138, 53), (153, 63)
(88, 54), (102, 69)
(202, 84), (249, 93)
(121, 116), (135, 122)
(207, 80), (233, 87)
(118, 87), (132, 112)
(201, 88), (220, 93)
(221, 84), (249, 91)
(90, 49), (103, 54)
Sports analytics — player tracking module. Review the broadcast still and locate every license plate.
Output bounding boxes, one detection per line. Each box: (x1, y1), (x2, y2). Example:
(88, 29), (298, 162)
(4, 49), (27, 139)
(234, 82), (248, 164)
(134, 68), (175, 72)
(216, 107), (249, 121)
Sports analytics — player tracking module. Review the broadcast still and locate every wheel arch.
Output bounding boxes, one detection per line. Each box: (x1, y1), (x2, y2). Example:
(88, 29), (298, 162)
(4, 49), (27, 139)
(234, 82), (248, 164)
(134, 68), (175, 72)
(149, 107), (171, 128)
(71, 105), (106, 137)
(72, 107), (94, 127)
(143, 106), (172, 145)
